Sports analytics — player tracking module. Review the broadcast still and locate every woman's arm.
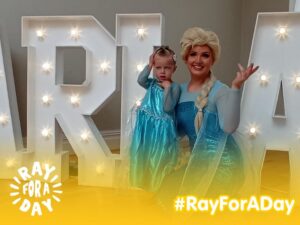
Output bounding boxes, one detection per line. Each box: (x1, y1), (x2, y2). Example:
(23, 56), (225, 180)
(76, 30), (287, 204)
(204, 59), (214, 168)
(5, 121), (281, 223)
(216, 86), (241, 133)
(216, 63), (259, 133)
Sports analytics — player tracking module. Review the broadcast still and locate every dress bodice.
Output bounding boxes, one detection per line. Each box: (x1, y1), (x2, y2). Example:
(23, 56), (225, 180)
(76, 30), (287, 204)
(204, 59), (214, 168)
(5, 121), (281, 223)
(175, 81), (223, 149)
(176, 102), (197, 149)
(139, 80), (174, 120)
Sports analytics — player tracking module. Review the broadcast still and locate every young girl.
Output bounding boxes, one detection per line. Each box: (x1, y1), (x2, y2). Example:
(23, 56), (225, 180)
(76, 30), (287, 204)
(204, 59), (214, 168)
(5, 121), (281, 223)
(130, 46), (180, 192)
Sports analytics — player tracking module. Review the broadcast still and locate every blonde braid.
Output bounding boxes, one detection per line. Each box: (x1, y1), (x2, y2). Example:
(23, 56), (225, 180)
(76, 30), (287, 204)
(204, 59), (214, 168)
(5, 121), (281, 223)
(194, 74), (216, 132)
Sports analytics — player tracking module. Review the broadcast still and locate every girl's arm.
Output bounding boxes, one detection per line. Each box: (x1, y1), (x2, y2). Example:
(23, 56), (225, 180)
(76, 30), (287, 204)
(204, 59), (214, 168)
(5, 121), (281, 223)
(163, 82), (181, 113)
(137, 65), (152, 89)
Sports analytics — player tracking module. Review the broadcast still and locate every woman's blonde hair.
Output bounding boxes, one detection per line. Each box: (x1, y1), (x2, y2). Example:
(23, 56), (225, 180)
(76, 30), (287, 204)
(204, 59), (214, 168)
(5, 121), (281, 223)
(180, 27), (220, 62)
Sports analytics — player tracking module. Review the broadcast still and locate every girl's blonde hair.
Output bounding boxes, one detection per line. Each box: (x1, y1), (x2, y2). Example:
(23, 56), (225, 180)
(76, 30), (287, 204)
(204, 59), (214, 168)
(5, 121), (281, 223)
(180, 27), (220, 62)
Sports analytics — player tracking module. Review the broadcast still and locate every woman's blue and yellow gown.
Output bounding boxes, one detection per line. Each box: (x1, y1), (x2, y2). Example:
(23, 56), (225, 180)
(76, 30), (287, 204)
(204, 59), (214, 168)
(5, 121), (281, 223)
(130, 66), (180, 192)
(156, 80), (245, 204)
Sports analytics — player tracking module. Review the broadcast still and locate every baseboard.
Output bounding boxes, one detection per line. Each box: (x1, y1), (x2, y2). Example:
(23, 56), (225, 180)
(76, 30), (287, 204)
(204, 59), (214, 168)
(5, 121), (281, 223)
(23, 129), (121, 154)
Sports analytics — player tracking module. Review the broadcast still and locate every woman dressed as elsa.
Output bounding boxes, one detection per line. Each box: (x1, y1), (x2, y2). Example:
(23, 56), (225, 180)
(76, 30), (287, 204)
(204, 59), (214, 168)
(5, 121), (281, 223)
(157, 27), (259, 203)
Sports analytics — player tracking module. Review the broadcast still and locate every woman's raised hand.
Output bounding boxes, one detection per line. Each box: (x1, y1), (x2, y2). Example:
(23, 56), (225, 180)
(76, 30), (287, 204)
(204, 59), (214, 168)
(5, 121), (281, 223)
(232, 63), (259, 89)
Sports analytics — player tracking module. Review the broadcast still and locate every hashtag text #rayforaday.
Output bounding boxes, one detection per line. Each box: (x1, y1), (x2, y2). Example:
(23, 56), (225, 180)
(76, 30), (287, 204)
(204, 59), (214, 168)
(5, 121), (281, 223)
(174, 196), (295, 215)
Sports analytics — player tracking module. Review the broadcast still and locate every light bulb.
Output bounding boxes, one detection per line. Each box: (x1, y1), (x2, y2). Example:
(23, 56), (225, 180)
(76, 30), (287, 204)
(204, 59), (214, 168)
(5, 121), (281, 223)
(99, 60), (111, 73)
(6, 158), (16, 168)
(259, 74), (269, 85)
(36, 28), (46, 39)
(70, 94), (80, 105)
(42, 62), (52, 73)
(279, 27), (286, 34)
(80, 130), (90, 142)
(0, 113), (9, 125)
(136, 64), (144, 72)
(42, 95), (52, 105)
(70, 27), (81, 40)
(295, 76), (300, 88)
(260, 75), (266, 81)
(96, 164), (104, 175)
(41, 128), (51, 138)
(291, 74), (300, 88)
(247, 123), (259, 137)
(277, 26), (288, 40)
(137, 26), (147, 40)
(249, 127), (256, 135)
(135, 99), (142, 107)
(297, 129), (300, 139)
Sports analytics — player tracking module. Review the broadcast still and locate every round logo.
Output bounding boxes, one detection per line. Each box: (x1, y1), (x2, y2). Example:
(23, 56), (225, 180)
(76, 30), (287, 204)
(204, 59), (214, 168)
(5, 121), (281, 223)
(10, 161), (63, 216)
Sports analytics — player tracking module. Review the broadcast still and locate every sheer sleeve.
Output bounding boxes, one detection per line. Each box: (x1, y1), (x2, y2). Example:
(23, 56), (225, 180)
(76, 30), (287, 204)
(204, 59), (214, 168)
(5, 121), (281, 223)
(215, 86), (241, 133)
(137, 65), (152, 89)
(163, 82), (181, 113)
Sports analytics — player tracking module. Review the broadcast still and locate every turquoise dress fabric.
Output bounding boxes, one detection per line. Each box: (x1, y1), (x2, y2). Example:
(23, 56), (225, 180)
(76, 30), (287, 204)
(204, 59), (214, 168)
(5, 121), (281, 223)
(178, 81), (244, 197)
(130, 79), (178, 192)
(156, 80), (244, 205)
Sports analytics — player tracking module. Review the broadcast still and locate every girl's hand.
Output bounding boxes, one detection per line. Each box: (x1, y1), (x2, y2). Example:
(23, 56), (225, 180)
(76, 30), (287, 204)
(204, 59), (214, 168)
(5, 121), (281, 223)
(148, 52), (155, 70)
(232, 63), (259, 89)
(160, 80), (171, 89)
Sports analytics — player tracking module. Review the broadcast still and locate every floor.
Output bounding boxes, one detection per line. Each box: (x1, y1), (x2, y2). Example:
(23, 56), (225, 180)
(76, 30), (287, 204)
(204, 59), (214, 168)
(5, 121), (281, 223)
(0, 150), (298, 225)
(260, 150), (290, 197)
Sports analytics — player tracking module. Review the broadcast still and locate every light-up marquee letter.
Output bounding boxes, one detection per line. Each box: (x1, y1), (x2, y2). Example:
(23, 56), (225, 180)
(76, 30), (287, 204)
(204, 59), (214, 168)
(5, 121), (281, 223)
(22, 16), (120, 186)
(116, 14), (164, 157)
(239, 12), (300, 203)
(0, 15), (163, 187)
(0, 25), (26, 178)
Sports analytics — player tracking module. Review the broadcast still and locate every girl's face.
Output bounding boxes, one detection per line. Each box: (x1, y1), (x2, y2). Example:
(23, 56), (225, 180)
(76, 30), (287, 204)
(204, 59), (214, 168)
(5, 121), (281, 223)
(185, 45), (214, 79)
(153, 55), (176, 82)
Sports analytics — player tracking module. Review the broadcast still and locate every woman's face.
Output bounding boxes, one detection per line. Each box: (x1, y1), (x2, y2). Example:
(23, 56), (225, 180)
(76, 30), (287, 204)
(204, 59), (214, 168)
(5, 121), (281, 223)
(185, 45), (214, 79)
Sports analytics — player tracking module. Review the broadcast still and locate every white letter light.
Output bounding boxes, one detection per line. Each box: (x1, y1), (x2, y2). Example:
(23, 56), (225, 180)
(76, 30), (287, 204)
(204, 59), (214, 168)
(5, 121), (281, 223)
(239, 12), (300, 203)
(0, 26), (25, 178)
(16, 14), (163, 187)
(22, 16), (120, 186)
(116, 14), (163, 158)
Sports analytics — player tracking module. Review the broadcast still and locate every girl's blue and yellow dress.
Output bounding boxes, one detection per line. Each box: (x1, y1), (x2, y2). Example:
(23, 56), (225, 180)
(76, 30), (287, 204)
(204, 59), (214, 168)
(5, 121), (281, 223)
(130, 66), (180, 192)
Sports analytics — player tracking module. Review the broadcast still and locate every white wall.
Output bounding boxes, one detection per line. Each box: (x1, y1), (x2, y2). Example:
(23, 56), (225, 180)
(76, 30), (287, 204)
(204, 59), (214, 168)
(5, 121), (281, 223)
(0, 0), (288, 135)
